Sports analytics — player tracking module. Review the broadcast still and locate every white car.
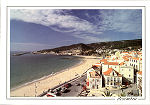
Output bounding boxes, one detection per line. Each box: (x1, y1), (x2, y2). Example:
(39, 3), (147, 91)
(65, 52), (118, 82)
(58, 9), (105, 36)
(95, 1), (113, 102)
(43, 92), (56, 97)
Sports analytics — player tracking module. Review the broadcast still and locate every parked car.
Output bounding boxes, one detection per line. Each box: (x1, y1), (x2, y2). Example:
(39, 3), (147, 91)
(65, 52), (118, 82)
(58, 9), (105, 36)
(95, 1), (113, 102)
(56, 87), (62, 92)
(64, 83), (72, 88)
(75, 83), (80, 86)
(44, 92), (56, 97)
(61, 87), (67, 93)
(54, 91), (62, 96)
(48, 89), (54, 93)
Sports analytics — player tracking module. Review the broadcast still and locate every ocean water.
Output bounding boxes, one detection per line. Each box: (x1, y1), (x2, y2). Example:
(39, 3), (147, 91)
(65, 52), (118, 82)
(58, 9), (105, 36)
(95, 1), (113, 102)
(10, 52), (83, 89)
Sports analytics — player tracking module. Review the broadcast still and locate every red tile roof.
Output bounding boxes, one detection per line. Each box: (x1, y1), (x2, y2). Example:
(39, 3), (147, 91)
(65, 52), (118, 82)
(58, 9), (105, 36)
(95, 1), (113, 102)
(104, 62), (119, 65)
(92, 63), (101, 67)
(132, 57), (139, 60)
(103, 68), (113, 75)
(100, 59), (107, 63)
(120, 62), (125, 66)
(89, 71), (101, 78)
(103, 68), (121, 77)
(138, 71), (142, 75)
(122, 52), (128, 54)
(138, 52), (142, 55)
(122, 56), (129, 61)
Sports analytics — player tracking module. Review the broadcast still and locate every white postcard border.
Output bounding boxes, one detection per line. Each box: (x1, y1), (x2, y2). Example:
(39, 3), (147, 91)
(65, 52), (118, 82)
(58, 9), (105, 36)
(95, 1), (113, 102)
(0, 0), (150, 105)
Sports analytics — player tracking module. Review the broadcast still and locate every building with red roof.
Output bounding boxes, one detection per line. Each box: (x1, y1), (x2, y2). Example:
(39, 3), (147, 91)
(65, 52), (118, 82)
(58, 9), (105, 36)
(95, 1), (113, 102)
(129, 56), (142, 71)
(86, 68), (103, 90)
(103, 68), (122, 87)
(102, 61), (120, 73)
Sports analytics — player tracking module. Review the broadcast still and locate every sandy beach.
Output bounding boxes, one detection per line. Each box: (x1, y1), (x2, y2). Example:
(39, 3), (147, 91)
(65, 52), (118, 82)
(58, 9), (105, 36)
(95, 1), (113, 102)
(10, 55), (100, 97)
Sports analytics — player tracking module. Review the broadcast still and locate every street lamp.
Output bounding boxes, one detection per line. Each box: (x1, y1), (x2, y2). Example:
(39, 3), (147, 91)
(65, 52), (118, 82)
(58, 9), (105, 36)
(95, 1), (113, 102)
(35, 82), (37, 97)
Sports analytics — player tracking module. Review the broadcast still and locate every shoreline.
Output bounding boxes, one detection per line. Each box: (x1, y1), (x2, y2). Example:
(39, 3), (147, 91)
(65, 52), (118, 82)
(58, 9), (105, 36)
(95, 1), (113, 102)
(10, 55), (100, 97)
(10, 57), (85, 91)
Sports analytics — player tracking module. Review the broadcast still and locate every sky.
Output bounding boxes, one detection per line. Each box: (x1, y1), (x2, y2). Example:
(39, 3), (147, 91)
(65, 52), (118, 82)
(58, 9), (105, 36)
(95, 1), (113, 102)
(10, 9), (142, 51)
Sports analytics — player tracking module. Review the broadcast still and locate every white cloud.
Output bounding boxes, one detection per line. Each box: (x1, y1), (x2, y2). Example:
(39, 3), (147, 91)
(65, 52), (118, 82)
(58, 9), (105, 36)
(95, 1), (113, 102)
(98, 9), (142, 34)
(73, 33), (109, 43)
(10, 9), (102, 35)
(10, 9), (142, 43)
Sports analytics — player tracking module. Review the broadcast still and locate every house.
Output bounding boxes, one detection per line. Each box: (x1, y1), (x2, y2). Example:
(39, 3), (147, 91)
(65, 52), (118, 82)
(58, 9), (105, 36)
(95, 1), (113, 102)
(103, 68), (122, 88)
(102, 62), (120, 72)
(120, 66), (134, 83)
(129, 57), (142, 71)
(92, 63), (102, 68)
(100, 59), (108, 64)
(86, 68), (103, 90)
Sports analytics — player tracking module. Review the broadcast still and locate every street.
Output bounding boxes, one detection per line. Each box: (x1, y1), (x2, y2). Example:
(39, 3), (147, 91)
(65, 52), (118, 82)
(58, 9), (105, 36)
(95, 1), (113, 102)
(61, 74), (86, 97)
(42, 73), (87, 97)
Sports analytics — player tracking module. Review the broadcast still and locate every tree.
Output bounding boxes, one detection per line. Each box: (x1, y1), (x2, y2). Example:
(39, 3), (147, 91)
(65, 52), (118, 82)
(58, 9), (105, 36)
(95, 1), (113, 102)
(120, 92), (126, 97)
(102, 90), (112, 97)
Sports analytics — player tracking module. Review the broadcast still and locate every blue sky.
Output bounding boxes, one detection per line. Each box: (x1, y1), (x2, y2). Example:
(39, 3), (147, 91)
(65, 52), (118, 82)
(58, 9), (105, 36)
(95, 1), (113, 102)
(10, 9), (142, 51)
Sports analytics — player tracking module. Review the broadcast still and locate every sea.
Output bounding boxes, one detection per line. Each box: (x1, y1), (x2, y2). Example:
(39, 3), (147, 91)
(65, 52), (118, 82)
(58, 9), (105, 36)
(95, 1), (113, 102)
(10, 51), (83, 89)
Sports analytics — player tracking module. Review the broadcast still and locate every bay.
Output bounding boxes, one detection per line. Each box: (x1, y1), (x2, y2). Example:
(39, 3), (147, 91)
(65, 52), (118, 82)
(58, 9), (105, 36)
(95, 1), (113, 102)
(10, 52), (82, 89)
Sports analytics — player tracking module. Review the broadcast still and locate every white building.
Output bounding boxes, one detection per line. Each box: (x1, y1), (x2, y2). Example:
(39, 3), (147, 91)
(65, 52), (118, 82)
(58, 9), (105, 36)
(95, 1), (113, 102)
(120, 66), (134, 83)
(103, 68), (122, 87)
(129, 57), (142, 71)
(102, 62), (120, 72)
(86, 68), (103, 90)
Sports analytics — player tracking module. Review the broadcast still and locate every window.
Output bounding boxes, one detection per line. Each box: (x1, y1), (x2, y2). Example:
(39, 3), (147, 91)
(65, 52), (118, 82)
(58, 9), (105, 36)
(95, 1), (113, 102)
(117, 78), (120, 82)
(107, 77), (109, 81)
(113, 72), (114, 76)
(95, 74), (98, 76)
(111, 77), (113, 81)
(107, 81), (109, 85)
(111, 82), (113, 85)
(92, 85), (95, 89)
(97, 85), (98, 89)
(114, 78), (116, 85)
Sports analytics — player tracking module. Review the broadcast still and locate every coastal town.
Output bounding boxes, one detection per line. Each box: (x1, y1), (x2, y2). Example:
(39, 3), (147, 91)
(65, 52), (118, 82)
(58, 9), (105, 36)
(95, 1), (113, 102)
(39, 48), (142, 98)
(85, 49), (142, 97)
(8, 8), (145, 100)
(10, 44), (143, 98)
